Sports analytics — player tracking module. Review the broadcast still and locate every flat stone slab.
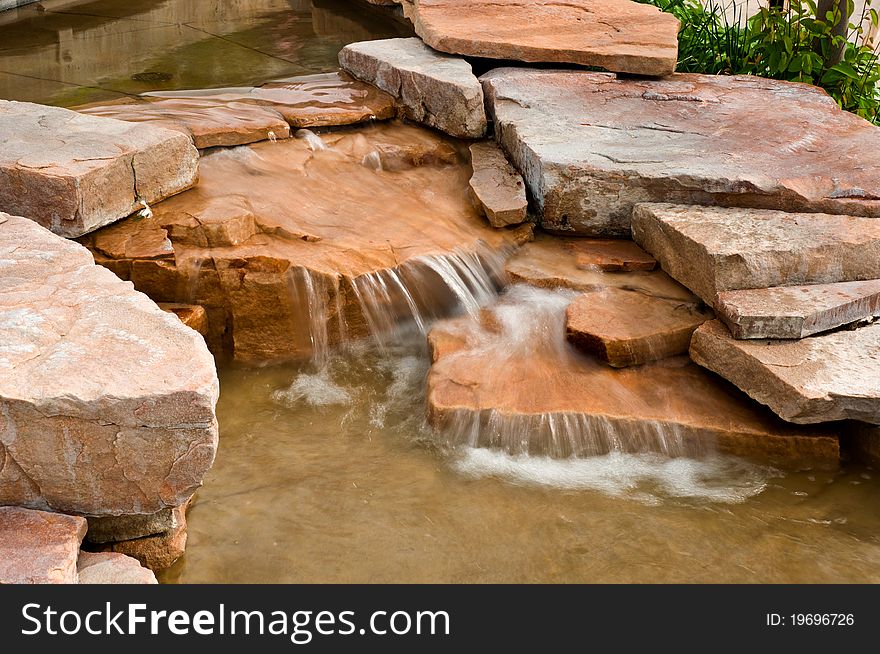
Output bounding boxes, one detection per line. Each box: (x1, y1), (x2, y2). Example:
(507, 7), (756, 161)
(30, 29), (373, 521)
(159, 303), (209, 336)
(468, 141), (528, 227)
(631, 203), (880, 304)
(410, 0), (680, 76)
(142, 72), (397, 130)
(480, 70), (880, 235)
(0, 213), (219, 516)
(98, 505), (187, 571)
(426, 288), (839, 468)
(505, 234), (698, 303)
(690, 320), (880, 425)
(0, 507), (86, 584)
(566, 287), (713, 367)
(339, 37), (486, 138)
(0, 100), (199, 237)
(568, 239), (656, 272)
(80, 99), (292, 149)
(716, 280), (880, 340)
(77, 552), (157, 584)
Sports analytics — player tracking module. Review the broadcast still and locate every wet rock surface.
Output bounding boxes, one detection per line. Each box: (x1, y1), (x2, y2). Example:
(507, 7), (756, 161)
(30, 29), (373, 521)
(632, 203), (880, 304)
(409, 0), (680, 76)
(159, 303), (209, 336)
(691, 320), (880, 425)
(0, 506), (86, 584)
(339, 37), (486, 138)
(79, 122), (527, 362)
(481, 70), (880, 235)
(715, 280), (880, 340)
(468, 141), (528, 227)
(0, 100), (198, 237)
(426, 286), (840, 468)
(565, 288), (713, 367)
(0, 213), (219, 516)
(567, 239), (656, 272)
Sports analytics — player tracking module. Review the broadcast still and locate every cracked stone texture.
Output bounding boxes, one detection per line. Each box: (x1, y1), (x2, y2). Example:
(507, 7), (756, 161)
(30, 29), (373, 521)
(339, 37), (486, 138)
(0, 213), (219, 516)
(0, 100), (199, 238)
(468, 141), (528, 227)
(78, 122), (530, 363)
(631, 203), (880, 304)
(77, 551), (157, 584)
(691, 320), (880, 425)
(79, 99), (292, 150)
(86, 507), (177, 544)
(481, 69), (880, 236)
(410, 0), (679, 76)
(716, 280), (880, 340)
(505, 234), (698, 303)
(565, 287), (714, 367)
(426, 298), (839, 469)
(137, 72), (398, 130)
(0, 506), (86, 584)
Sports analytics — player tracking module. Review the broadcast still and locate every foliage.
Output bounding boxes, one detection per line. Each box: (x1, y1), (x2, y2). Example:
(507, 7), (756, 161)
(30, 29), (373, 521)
(642, 0), (880, 124)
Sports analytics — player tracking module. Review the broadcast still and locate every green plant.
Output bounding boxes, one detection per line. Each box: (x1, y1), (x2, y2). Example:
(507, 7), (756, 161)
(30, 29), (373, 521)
(641, 0), (880, 124)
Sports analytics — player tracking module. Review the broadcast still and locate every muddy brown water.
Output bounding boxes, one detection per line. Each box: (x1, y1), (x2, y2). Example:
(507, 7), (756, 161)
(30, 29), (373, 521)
(3, 0), (880, 583)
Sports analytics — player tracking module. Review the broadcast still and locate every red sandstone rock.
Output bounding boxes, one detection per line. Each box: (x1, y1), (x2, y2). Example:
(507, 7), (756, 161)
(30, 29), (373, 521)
(0, 507), (86, 584)
(77, 552), (157, 584)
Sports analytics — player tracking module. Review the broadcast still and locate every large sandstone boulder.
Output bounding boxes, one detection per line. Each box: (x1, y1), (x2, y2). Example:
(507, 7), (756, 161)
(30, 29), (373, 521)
(409, 0), (680, 76)
(690, 320), (880, 425)
(481, 70), (880, 235)
(339, 38), (486, 138)
(715, 281), (880, 340)
(0, 507), (86, 584)
(426, 288), (839, 468)
(631, 203), (880, 304)
(78, 122), (529, 362)
(0, 100), (199, 237)
(0, 213), (219, 516)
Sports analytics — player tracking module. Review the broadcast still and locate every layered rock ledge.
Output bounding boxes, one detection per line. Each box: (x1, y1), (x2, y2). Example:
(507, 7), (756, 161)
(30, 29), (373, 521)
(0, 100), (199, 237)
(0, 213), (219, 517)
(481, 70), (880, 235)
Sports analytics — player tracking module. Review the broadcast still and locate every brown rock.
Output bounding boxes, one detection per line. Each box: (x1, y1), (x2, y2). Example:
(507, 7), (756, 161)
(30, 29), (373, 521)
(568, 239), (656, 272)
(632, 203), (880, 304)
(690, 320), (880, 425)
(0, 100), (199, 237)
(481, 70), (880, 235)
(410, 0), (680, 76)
(86, 508), (177, 545)
(0, 507), (86, 584)
(0, 213), (219, 516)
(80, 99), (291, 149)
(715, 281), (880, 340)
(565, 288), (713, 367)
(339, 38), (486, 138)
(100, 505), (187, 571)
(849, 422), (880, 467)
(77, 552), (157, 584)
(79, 121), (521, 363)
(159, 303), (209, 336)
(145, 72), (397, 129)
(468, 141), (528, 227)
(505, 234), (698, 303)
(427, 288), (839, 468)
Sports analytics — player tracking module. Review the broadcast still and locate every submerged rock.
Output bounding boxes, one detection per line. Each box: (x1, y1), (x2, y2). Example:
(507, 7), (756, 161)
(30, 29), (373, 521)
(481, 70), (880, 235)
(0, 213), (219, 516)
(77, 552), (157, 585)
(632, 203), (880, 304)
(426, 286), (839, 468)
(505, 234), (697, 302)
(565, 288), (713, 367)
(79, 122), (528, 362)
(339, 37), (486, 138)
(0, 100), (198, 238)
(468, 141), (529, 227)
(0, 507), (86, 584)
(691, 320), (880, 425)
(410, 0), (680, 76)
(715, 281), (880, 340)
